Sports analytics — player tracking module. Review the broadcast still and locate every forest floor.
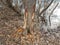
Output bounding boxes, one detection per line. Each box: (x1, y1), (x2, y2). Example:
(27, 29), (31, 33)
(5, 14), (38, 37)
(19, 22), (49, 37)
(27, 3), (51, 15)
(0, 6), (60, 45)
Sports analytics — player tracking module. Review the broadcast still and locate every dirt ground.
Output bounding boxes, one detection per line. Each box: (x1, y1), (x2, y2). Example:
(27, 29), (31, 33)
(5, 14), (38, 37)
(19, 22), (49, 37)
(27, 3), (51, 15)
(0, 5), (60, 45)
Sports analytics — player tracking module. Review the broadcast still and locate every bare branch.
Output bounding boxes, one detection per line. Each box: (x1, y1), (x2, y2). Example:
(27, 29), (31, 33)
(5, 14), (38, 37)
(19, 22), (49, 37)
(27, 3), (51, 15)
(1, 0), (21, 16)
(39, 0), (54, 16)
(49, 3), (59, 26)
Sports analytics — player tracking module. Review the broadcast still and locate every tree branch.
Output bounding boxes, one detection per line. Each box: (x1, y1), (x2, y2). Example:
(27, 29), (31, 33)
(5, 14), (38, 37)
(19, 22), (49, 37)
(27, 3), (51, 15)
(39, 0), (54, 16)
(1, 0), (21, 16)
(49, 3), (59, 26)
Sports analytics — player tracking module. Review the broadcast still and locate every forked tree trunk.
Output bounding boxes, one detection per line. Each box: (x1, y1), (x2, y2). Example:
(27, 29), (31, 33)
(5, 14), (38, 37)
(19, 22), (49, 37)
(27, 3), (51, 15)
(22, 0), (36, 34)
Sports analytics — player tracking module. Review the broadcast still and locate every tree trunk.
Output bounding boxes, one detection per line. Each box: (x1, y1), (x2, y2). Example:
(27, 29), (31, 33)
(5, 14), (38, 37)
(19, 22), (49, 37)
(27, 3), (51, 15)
(22, 0), (36, 34)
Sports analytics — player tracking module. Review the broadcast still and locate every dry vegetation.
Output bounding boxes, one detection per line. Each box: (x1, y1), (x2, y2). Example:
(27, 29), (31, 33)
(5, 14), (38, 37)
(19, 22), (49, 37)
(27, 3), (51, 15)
(0, 0), (60, 45)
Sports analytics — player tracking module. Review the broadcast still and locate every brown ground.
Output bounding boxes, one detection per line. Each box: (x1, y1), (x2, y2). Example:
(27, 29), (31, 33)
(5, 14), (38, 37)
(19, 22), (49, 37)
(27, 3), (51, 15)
(0, 5), (60, 45)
